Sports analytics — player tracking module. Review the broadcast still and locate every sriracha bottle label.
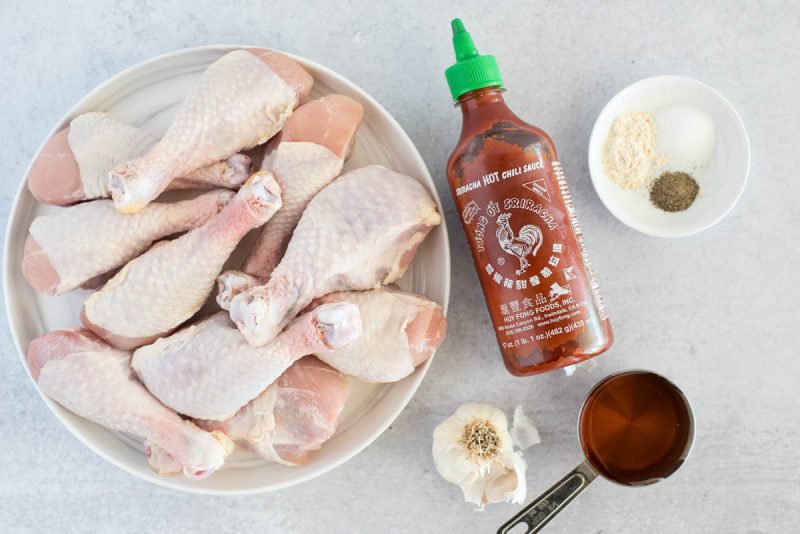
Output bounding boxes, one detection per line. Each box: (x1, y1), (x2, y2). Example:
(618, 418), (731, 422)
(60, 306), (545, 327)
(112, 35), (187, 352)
(449, 121), (609, 372)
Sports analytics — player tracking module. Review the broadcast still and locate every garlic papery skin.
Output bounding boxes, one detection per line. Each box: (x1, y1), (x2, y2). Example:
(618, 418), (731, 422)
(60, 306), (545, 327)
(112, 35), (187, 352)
(432, 403), (527, 509)
(563, 357), (598, 376)
(510, 405), (541, 451)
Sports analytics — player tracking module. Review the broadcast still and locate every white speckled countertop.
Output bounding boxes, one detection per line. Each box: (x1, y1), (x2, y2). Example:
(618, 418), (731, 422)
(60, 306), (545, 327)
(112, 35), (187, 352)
(2, 1), (798, 532)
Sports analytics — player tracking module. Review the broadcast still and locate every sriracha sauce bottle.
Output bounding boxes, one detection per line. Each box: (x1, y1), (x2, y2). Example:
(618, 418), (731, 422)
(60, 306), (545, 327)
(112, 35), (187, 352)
(444, 19), (613, 376)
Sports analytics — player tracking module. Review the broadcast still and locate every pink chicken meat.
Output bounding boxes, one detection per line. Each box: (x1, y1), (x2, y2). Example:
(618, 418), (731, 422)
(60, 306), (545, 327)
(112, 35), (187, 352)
(22, 189), (233, 296)
(27, 329), (233, 479)
(216, 94), (364, 309)
(27, 113), (252, 206)
(108, 49), (312, 213)
(197, 356), (348, 465)
(131, 303), (361, 421)
(82, 171), (282, 350)
(229, 165), (442, 346)
(309, 288), (447, 382)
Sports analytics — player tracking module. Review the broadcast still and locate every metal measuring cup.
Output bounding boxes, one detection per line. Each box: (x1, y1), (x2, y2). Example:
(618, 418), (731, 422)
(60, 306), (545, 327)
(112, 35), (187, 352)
(498, 370), (695, 534)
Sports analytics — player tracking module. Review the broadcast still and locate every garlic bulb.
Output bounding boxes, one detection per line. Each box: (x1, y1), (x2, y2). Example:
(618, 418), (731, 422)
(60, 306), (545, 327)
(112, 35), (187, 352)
(432, 403), (526, 509)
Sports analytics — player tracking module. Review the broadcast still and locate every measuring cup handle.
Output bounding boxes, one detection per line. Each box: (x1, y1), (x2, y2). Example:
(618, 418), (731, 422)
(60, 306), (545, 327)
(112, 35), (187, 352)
(497, 460), (598, 534)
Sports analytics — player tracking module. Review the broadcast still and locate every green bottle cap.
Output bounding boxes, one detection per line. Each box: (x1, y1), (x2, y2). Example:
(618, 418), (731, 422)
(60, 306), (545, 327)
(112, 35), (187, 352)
(445, 18), (504, 101)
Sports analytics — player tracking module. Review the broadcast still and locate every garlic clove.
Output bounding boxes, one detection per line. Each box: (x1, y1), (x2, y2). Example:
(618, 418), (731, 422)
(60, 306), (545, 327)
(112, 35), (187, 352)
(485, 450), (527, 505)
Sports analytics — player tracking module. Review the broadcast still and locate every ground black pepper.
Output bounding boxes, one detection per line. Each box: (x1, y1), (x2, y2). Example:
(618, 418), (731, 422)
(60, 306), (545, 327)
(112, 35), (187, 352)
(650, 171), (700, 212)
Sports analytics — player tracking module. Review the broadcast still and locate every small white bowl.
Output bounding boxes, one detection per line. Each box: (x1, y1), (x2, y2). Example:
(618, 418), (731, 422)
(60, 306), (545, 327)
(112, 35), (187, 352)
(588, 76), (750, 237)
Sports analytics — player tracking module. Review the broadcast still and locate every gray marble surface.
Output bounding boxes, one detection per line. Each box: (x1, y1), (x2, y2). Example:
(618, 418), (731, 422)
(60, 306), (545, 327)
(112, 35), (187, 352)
(1, 1), (798, 533)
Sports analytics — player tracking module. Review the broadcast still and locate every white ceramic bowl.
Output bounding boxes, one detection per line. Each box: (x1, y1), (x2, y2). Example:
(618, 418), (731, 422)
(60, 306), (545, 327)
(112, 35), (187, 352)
(3, 45), (450, 494)
(588, 75), (750, 237)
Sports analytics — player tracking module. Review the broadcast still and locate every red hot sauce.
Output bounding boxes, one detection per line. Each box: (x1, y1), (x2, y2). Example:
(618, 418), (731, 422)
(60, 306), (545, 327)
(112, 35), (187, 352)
(444, 19), (612, 376)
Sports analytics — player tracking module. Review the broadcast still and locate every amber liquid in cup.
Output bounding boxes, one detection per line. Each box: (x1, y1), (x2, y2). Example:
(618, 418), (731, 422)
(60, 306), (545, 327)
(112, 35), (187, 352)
(579, 370), (694, 485)
(499, 370), (694, 533)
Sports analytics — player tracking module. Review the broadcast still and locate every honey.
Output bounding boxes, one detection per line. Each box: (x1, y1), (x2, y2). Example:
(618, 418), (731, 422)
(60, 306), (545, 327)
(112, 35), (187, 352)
(579, 371), (694, 485)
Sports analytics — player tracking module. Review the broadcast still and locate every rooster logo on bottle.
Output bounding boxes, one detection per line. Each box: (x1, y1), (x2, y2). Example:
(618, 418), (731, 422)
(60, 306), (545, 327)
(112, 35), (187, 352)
(495, 213), (543, 275)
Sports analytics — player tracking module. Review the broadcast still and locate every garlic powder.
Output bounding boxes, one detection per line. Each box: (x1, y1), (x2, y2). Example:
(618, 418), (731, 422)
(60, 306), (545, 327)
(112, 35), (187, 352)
(602, 110), (665, 190)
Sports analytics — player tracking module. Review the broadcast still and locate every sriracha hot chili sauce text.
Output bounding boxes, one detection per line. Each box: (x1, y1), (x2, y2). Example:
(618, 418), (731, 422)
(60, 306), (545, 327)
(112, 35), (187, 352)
(444, 19), (613, 376)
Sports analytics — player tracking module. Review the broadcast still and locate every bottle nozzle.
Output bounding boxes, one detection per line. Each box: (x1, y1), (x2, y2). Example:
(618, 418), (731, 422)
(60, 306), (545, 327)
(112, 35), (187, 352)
(451, 18), (478, 61)
(445, 18), (503, 100)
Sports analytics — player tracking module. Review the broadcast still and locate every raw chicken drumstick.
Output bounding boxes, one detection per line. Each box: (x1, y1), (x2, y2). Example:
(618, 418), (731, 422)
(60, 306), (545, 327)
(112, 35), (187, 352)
(82, 171), (282, 350)
(197, 356), (348, 465)
(22, 190), (234, 296)
(216, 94), (364, 309)
(309, 288), (447, 382)
(131, 302), (361, 421)
(109, 49), (312, 213)
(27, 329), (234, 479)
(229, 165), (442, 346)
(27, 113), (252, 206)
